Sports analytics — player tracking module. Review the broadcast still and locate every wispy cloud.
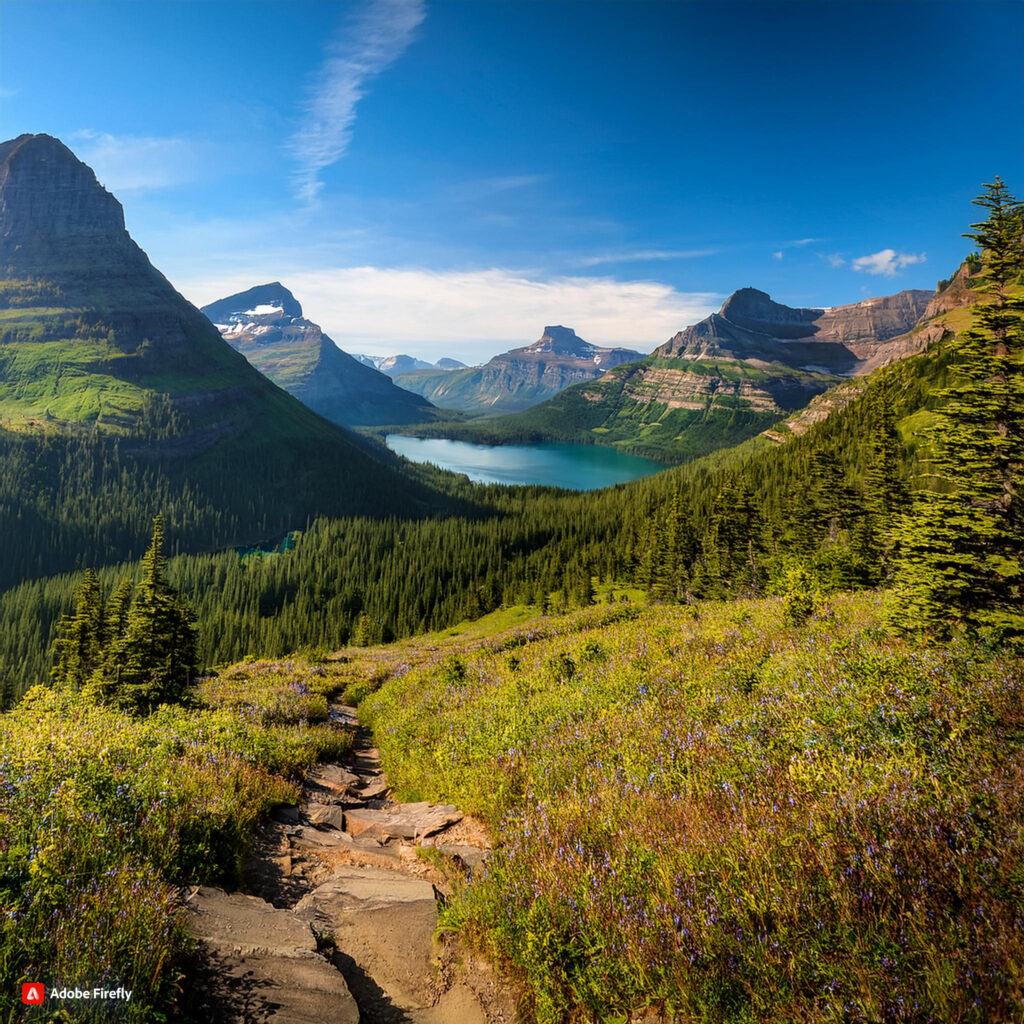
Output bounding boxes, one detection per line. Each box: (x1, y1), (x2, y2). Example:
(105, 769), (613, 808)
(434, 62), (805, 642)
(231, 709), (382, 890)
(771, 237), (820, 260)
(69, 130), (213, 191)
(182, 266), (720, 362)
(852, 248), (926, 277)
(821, 253), (847, 268)
(289, 0), (426, 204)
(573, 248), (717, 268)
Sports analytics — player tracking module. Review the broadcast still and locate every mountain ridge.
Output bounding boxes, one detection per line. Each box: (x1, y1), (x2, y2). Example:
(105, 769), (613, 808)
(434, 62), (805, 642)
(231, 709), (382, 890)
(202, 283), (436, 428)
(393, 325), (644, 414)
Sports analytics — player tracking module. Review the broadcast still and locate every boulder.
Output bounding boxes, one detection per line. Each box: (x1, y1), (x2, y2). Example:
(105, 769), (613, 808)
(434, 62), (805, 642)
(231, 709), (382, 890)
(344, 802), (463, 841)
(304, 802), (347, 831)
(295, 867), (440, 1011)
(186, 886), (358, 1024)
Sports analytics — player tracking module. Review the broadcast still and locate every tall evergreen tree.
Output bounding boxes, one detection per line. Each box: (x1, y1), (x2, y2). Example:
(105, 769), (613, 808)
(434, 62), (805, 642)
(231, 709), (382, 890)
(889, 180), (1024, 638)
(856, 382), (911, 576)
(50, 568), (104, 690)
(119, 517), (199, 710)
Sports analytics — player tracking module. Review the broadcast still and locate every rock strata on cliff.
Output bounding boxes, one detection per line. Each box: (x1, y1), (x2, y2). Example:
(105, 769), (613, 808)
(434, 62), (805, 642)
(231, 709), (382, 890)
(657, 287), (932, 374)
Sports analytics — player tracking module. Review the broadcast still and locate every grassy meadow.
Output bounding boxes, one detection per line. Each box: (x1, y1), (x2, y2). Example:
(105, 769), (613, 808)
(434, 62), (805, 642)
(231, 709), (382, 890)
(358, 594), (1024, 1023)
(2, 592), (1022, 1022)
(0, 660), (352, 1022)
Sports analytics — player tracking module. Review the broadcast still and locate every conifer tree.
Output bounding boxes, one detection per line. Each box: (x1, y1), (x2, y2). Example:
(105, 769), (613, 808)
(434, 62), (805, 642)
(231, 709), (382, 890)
(50, 568), (104, 690)
(856, 382), (910, 576)
(119, 517), (198, 710)
(889, 179), (1024, 638)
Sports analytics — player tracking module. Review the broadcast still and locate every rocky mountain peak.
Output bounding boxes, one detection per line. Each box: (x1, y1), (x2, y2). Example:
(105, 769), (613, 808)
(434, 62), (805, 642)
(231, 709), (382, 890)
(201, 282), (304, 324)
(530, 325), (589, 355)
(719, 288), (823, 339)
(0, 133), (129, 261)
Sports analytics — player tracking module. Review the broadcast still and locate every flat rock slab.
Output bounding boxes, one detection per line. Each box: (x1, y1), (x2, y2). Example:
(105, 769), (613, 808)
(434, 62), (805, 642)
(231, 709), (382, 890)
(304, 802), (347, 831)
(188, 886), (319, 959)
(295, 867), (440, 1012)
(344, 802), (463, 841)
(210, 951), (360, 1024)
(305, 764), (362, 799)
(289, 824), (405, 872)
(186, 886), (358, 1024)
(355, 776), (390, 801)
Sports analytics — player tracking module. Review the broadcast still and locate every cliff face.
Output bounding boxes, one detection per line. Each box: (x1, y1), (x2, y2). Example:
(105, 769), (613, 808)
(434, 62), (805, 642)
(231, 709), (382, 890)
(657, 288), (932, 374)
(923, 262), (984, 319)
(394, 326), (643, 414)
(202, 283), (434, 427)
(0, 133), (128, 261)
(0, 133), (256, 378)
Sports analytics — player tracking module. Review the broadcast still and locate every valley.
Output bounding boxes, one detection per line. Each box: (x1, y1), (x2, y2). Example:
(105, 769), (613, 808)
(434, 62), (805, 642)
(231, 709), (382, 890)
(1, 10), (1022, 1018)
(401, 288), (935, 463)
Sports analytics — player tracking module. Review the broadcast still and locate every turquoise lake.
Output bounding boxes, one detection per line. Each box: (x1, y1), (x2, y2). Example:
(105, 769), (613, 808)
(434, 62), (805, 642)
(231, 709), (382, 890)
(385, 435), (664, 490)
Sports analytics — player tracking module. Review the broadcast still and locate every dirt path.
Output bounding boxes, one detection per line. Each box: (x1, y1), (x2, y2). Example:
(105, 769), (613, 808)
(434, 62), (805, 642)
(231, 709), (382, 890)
(186, 704), (521, 1024)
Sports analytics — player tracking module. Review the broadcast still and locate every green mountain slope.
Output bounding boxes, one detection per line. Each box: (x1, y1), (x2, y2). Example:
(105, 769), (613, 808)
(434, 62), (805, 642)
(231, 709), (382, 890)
(0, 133), (442, 590)
(201, 282), (437, 427)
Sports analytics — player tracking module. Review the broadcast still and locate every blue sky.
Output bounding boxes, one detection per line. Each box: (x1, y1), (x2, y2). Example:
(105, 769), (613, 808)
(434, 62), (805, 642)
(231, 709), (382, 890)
(2, 0), (1022, 362)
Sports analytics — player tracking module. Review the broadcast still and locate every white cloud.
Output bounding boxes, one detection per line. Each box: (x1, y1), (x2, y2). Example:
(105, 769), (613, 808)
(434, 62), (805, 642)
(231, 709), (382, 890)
(851, 248), (926, 277)
(182, 266), (720, 362)
(772, 251), (783, 261)
(822, 253), (847, 268)
(573, 248), (717, 268)
(790, 237), (819, 247)
(69, 130), (212, 192)
(289, 0), (426, 204)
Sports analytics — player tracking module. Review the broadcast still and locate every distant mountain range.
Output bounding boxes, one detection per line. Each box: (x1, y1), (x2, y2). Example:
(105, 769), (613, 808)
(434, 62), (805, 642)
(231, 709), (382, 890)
(354, 353), (468, 375)
(418, 289), (933, 461)
(201, 284), (435, 427)
(392, 326), (644, 415)
(0, 133), (438, 589)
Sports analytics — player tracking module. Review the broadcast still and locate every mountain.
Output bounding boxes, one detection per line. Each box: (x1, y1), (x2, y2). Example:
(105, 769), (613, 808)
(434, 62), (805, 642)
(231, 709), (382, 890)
(659, 287), (933, 373)
(380, 354), (435, 374)
(414, 289), (932, 461)
(392, 326), (644, 415)
(353, 353), (468, 373)
(764, 263), (984, 442)
(201, 283), (434, 427)
(0, 133), (439, 590)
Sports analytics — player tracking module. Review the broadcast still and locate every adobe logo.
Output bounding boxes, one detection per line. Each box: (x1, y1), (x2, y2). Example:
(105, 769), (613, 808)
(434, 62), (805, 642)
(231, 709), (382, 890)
(22, 982), (44, 1005)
